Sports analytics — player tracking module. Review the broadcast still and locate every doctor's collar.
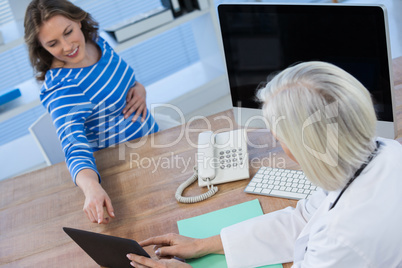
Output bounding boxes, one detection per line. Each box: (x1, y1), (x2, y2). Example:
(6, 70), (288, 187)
(329, 141), (381, 210)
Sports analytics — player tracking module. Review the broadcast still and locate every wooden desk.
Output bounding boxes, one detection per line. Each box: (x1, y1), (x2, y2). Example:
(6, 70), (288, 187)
(1, 57), (402, 268)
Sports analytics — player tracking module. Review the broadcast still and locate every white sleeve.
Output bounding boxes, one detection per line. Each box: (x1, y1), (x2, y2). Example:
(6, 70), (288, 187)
(221, 189), (327, 268)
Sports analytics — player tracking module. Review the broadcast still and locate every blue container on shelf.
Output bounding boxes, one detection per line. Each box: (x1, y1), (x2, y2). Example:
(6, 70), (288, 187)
(0, 88), (21, 106)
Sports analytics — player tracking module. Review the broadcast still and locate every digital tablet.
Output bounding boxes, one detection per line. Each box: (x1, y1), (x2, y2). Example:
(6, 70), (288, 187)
(63, 227), (150, 268)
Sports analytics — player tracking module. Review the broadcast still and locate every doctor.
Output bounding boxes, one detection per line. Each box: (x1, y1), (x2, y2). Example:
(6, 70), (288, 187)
(127, 62), (402, 267)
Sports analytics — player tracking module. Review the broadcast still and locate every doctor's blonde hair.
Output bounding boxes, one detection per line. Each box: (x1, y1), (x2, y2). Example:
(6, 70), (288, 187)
(258, 61), (377, 191)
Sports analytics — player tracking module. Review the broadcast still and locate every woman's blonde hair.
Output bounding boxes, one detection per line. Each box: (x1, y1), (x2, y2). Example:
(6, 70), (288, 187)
(257, 61), (377, 191)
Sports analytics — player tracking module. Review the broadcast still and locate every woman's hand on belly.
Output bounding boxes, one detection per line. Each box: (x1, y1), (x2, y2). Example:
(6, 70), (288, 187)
(123, 82), (147, 123)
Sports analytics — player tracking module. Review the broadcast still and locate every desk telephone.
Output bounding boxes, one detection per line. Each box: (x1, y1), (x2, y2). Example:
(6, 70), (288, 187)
(175, 129), (250, 203)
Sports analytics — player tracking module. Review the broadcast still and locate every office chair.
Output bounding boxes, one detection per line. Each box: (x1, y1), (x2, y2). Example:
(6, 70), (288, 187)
(29, 113), (65, 166)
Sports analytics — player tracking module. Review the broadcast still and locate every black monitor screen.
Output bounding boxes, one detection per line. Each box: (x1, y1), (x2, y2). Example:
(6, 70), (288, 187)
(218, 4), (393, 121)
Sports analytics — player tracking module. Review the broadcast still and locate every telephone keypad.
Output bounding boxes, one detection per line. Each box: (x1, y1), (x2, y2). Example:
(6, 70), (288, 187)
(218, 148), (244, 169)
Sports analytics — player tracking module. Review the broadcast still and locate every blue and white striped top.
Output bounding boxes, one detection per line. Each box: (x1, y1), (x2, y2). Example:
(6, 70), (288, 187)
(40, 37), (159, 183)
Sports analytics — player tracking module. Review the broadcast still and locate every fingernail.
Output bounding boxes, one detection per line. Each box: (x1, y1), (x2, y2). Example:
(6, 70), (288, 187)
(98, 219), (101, 224)
(111, 212), (115, 217)
(155, 249), (160, 256)
(126, 254), (130, 259)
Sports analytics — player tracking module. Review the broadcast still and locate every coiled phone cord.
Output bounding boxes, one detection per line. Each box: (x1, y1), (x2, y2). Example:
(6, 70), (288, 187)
(175, 166), (218, 203)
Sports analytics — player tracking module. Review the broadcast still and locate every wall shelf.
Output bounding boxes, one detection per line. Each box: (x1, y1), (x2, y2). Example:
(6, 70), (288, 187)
(104, 9), (211, 53)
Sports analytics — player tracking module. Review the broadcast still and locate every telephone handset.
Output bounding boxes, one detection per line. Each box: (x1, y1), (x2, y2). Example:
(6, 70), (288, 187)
(175, 129), (249, 203)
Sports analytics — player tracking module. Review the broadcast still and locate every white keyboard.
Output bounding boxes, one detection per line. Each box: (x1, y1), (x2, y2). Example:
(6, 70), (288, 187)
(245, 167), (318, 200)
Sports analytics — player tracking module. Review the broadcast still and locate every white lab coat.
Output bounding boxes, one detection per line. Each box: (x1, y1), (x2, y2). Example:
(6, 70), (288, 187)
(221, 138), (402, 268)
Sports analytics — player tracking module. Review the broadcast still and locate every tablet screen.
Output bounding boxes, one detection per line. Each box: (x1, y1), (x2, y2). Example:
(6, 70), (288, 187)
(63, 227), (150, 268)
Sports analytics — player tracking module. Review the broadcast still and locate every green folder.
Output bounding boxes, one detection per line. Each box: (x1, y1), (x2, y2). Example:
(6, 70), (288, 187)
(177, 199), (283, 268)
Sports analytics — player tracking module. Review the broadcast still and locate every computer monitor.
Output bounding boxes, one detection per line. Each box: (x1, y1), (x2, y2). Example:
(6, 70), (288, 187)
(217, 3), (397, 139)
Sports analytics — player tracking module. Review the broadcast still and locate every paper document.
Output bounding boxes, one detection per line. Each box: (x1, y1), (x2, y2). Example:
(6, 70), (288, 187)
(177, 199), (283, 268)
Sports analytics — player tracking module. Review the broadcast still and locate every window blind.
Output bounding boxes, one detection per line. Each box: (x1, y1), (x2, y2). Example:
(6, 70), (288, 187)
(119, 23), (200, 86)
(0, 44), (33, 93)
(0, 104), (45, 146)
(0, 0), (13, 26)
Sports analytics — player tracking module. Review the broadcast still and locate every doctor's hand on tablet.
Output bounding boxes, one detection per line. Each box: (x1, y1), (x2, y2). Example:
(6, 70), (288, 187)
(127, 233), (224, 267)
